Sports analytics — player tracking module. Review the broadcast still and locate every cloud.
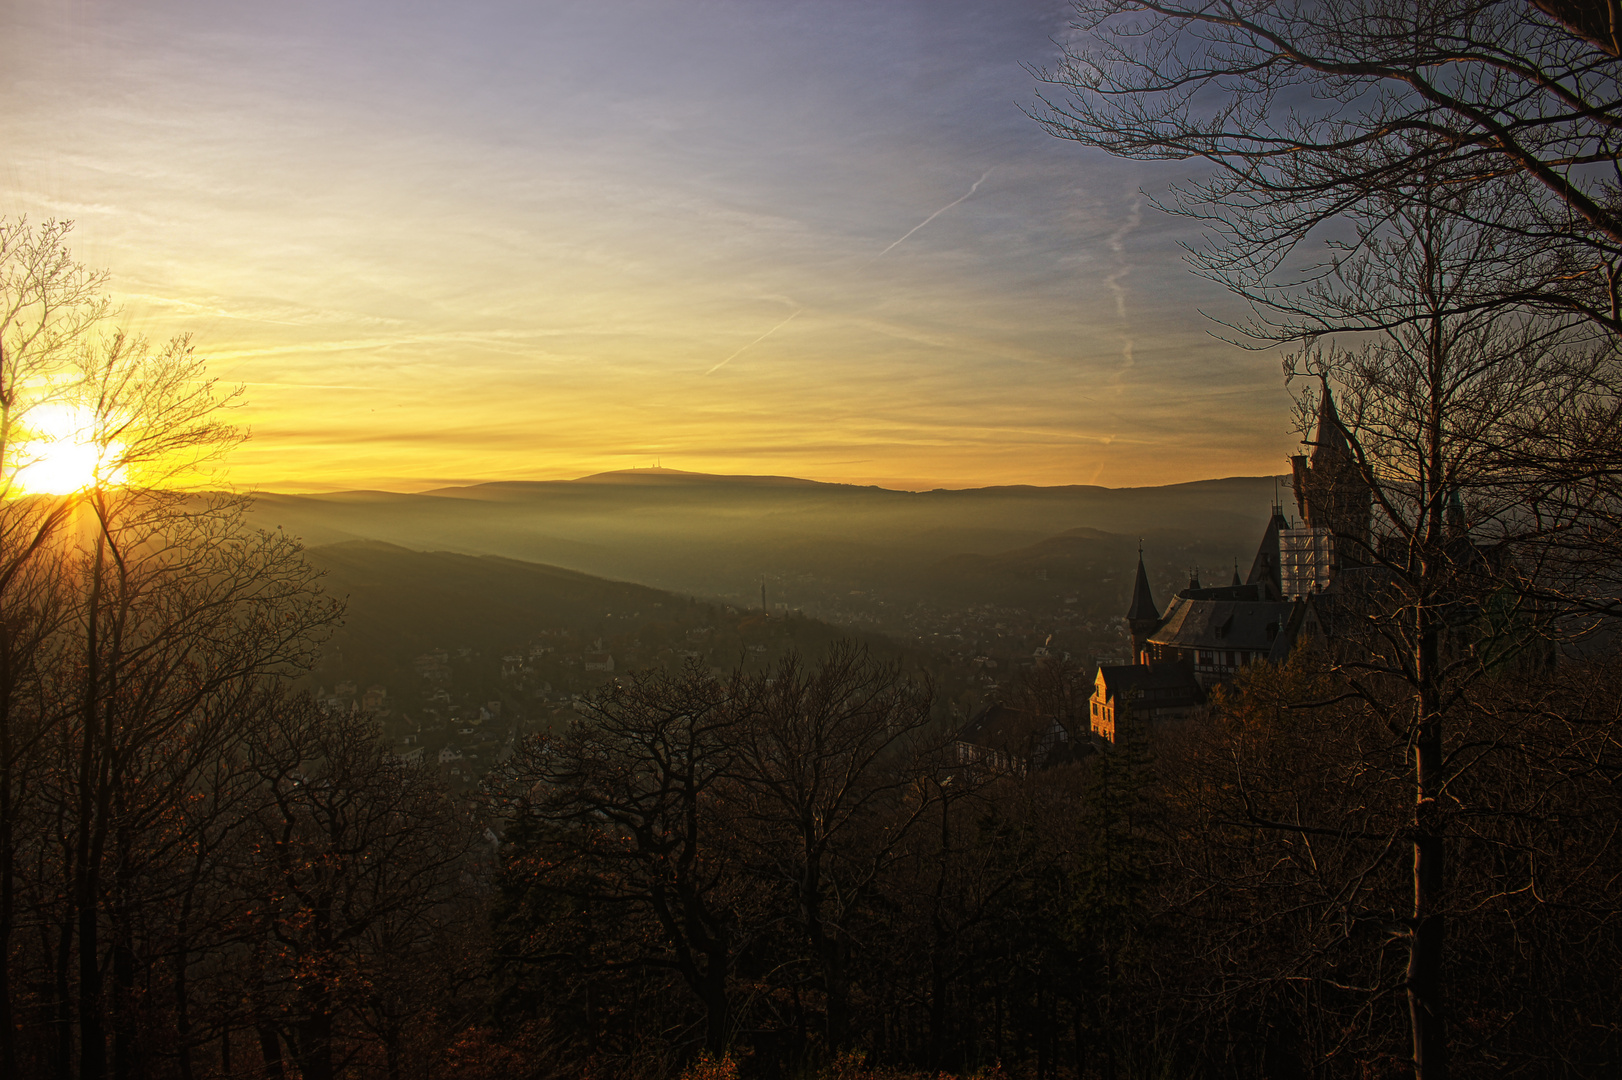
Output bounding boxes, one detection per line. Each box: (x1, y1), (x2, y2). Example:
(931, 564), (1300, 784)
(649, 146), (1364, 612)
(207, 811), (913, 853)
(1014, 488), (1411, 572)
(3, 0), (1290, 491)
(1103, 190), (1143, 319)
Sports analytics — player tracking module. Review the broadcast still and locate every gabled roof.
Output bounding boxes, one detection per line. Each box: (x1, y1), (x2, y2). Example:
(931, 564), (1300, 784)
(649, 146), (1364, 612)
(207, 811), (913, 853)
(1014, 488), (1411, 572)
(1094, 662), (1203, 707)
(956, 701), (1078, 769)
(1148, 593), (1301, 659)
(1182, 581), (1272, 603)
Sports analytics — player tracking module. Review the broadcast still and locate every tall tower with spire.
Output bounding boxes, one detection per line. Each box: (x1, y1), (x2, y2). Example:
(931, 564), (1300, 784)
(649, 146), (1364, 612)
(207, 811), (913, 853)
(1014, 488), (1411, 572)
(1126, 545), (1161, 665)
(1289, 384), (1372, 567)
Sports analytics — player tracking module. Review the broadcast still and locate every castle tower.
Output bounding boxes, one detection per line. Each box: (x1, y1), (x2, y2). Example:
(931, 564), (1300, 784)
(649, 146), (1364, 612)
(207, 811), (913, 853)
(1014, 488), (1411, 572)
(1290, 385), (1372, 566)
(1126, 547), (1161, 665)
(1247, 502), (1291, 599)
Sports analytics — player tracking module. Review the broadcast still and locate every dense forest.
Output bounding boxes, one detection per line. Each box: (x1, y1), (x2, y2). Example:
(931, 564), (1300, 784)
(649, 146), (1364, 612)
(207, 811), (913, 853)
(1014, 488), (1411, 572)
(4, 580), (1619, 1080)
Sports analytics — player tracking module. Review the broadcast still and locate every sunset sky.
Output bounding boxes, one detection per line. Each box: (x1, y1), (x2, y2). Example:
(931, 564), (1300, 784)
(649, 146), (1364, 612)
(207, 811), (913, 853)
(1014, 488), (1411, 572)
(3, 0), (1296, 492)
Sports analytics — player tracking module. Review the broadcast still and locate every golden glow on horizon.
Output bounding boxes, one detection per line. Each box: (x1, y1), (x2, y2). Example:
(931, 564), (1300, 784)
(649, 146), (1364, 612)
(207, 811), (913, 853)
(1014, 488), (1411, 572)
(2, 1), (1302, 493)
(13, 406), (127, 496)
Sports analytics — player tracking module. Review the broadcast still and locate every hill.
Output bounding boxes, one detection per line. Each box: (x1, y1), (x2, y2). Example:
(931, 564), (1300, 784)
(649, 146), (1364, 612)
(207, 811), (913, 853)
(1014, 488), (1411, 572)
(300, 541), (908, 734)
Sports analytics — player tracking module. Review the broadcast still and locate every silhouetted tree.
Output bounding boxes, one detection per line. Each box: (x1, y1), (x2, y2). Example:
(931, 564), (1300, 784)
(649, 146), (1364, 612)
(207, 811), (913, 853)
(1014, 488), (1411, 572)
(1034, 1), (1622, 335)
(730, 644), (935, 1054)
(241, 698), (476, 1080)
(493, 662), (753, 1056)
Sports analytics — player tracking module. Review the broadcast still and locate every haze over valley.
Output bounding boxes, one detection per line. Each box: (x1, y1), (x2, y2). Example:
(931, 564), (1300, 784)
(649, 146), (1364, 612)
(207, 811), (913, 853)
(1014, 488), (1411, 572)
(261, 467), (1285, 635)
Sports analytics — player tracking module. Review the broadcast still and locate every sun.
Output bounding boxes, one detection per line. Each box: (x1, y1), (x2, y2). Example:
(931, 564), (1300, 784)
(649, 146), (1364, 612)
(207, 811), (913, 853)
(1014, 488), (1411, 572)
(13, 405), (127, 496)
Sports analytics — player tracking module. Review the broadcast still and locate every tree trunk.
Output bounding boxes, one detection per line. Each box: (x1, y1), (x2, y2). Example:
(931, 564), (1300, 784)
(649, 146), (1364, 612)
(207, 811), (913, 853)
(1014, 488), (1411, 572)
(384, 1023), (401, 1080)
(53, 903), (73, 1080)
(700, 951), (730, 1054)
(75, 534), (106, 1080)
(0, 760), (14, 1076)
(110, 924), (133, 1080)
(928, 792), (951, 1071)
(1409, 684), (1448, 1080)
(111, 839), (136, 1080)
(0, 636), (16, 1080)
(810, 915), (850, 1050)
(255, 1024), (284, 1080)
(291, 985), (335, 1080)
(1407, 338), (1449, 1080)
(173, 913), (194, 1080)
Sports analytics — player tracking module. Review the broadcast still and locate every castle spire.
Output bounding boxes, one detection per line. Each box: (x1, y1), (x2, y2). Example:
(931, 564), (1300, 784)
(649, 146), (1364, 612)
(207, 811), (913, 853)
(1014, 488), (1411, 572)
(1314, 379), (1352, 457)
(1125, 545), (1161, 665)
(1290, 381), (1372, 564)
(1126, 546), (1158, 622)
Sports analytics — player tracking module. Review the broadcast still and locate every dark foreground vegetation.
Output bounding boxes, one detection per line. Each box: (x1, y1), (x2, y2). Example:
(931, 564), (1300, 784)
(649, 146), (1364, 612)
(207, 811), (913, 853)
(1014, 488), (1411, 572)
(7, 619), (1622, 1080)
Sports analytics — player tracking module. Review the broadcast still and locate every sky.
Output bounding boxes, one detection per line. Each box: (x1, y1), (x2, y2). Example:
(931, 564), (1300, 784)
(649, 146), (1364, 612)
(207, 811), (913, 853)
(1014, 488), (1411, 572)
(1, 0), (1296, 492)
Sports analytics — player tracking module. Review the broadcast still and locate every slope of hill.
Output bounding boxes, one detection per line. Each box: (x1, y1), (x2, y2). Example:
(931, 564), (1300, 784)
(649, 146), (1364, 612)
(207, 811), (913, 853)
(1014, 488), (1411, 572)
(301, 541), (904, 713)
(305, 540), (678, 667)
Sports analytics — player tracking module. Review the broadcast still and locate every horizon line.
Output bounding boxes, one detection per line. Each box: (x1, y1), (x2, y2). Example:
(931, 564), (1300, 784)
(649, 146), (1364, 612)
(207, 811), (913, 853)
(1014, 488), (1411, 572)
(246, 466), (1295, 498)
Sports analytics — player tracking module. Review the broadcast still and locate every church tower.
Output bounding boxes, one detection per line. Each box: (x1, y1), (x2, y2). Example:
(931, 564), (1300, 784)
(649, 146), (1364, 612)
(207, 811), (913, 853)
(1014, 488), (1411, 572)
(1126, 547), (1161, 665)
(1290, 385), (1372, 566)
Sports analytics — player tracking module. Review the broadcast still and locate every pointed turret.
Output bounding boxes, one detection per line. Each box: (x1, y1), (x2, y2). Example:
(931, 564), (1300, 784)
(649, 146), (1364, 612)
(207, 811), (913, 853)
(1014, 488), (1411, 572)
(1127, 551), (1158, 622)
(1125, 546), (1161, 665)
(1313, 382), (1353, 456)
(1231, 559), (1242, 587)
(1247, 502), (1291, 599)
(1446, 486), (1467, 538)
(1289, 382), (1372, 565)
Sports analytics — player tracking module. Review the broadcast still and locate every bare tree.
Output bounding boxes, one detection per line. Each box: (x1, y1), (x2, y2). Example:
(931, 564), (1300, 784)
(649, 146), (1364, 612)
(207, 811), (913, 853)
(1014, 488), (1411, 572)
(1260, 188), (1622, 1076)
(0, 220), (112, 1076)
(1032, 1), (1622, 335)
(240, 698), (476, 1080)
(1033, 11), (1622, 1072)
(0, 220), (343, 1080)
(729, 644), (935, 1052)
(492, 662), (753, 1055)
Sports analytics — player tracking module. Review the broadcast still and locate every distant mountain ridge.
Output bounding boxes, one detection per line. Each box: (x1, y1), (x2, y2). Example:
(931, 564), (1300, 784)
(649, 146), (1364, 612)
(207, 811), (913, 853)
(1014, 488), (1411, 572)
(424, 468), (836, 494)
(250, 470), (1293, 614)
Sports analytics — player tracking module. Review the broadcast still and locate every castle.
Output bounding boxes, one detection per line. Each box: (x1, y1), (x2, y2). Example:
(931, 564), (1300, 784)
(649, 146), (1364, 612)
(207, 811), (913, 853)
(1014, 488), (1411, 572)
(1089, 389), (1372, 741)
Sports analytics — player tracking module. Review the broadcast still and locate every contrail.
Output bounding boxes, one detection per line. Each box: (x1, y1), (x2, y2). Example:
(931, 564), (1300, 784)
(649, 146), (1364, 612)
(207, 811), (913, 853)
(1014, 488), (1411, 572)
(870, 167), (995, 262)
(1113, 337), (1135, 392)
(706, 308), (804, 375)
(1104, 193), (1143, 319)
(705, 168), (992, 375)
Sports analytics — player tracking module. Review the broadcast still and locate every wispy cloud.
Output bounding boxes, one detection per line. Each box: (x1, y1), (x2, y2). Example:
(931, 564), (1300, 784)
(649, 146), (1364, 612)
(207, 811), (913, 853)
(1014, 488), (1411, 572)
(1103, 191), (1142, 319)
(867, 167), (995, 263)
(1112, 337), (1135, 393)
(4, 1), (1288, 490)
